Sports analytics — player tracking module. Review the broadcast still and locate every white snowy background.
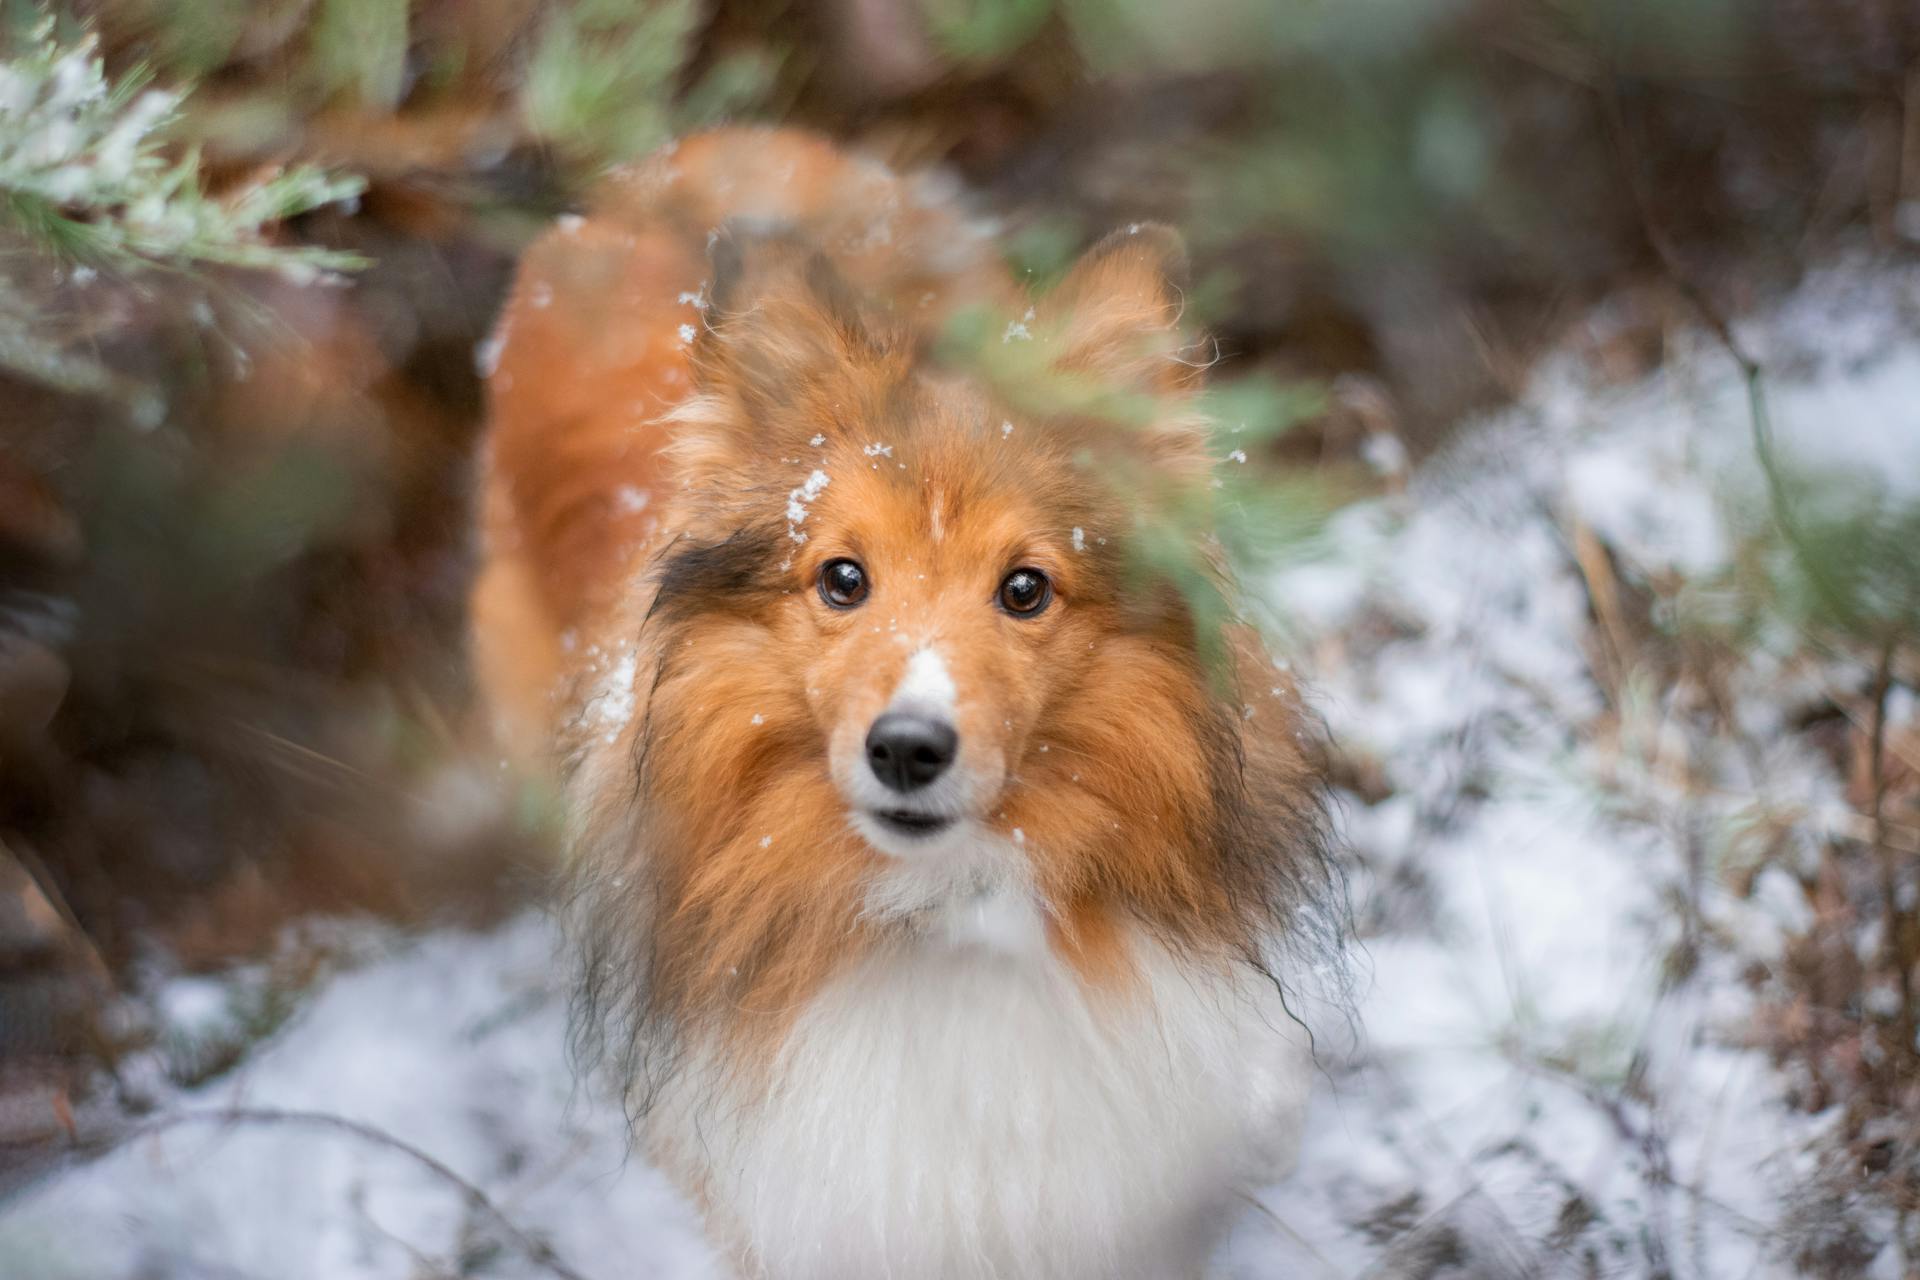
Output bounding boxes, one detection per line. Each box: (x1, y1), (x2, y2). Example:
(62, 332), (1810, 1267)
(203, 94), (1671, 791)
(5, 258), (1918, 1279)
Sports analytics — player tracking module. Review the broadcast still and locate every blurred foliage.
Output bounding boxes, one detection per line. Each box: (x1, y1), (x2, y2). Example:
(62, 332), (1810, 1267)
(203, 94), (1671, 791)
(0, 19), (363, 275)
(312, 0), (411, 111)
(936, 296), (1342, 663)
(63, 0), (773, 186)
(0, 15), (363, 419)
(1762, 472), (1920, 655)
(919, 0), (1051, 65)
(525, 0), (770, 165)
(1676, 444), (1920, 665)
(1646, 400), (1920, 1271)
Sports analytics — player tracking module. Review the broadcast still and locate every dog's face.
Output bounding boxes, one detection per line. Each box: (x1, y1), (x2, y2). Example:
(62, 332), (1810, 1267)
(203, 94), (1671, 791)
(796, 429), (1082, 861)
(642, 228), (1235, 872)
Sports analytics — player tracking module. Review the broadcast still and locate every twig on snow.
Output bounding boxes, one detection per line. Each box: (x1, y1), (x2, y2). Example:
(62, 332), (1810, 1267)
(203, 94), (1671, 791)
(60, 1106), (596, 1280)
(1592, 75), (1847, 625)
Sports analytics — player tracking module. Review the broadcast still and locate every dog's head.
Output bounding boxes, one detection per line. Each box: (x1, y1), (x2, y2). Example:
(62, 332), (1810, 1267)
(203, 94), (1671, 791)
(571, 225), (1335, 1083)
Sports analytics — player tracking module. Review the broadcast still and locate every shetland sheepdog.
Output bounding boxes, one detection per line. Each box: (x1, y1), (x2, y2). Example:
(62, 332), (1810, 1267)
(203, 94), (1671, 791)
(471, 127), (1339, 1280)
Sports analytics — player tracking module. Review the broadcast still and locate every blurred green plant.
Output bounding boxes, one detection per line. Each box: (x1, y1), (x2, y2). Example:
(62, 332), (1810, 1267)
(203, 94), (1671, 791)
(524, 0), (701, 165)
(312, 0), (410, 111)
(524, 0), (770, 171)
(937, 299), (1339, 669)
(920, 0), (1053, 65)
(1125, 377), (1339, 670)
(0, 19), (364, 277)
(1757, 473), (1920, 654)
(0, 16), (363, 413)
(91, 0), (771, 184)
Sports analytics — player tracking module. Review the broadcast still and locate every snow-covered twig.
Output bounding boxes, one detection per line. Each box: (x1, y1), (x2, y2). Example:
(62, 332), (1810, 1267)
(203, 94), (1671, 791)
(0, 20), (364, 279)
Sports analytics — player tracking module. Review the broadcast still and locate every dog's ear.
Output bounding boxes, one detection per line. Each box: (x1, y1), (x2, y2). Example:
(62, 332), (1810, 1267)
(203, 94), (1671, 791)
(1044, 223), (1195, 398)
(1033, 223), (1215, 478)
(695, 223), (886, 418)
(669, 225), (902, 512)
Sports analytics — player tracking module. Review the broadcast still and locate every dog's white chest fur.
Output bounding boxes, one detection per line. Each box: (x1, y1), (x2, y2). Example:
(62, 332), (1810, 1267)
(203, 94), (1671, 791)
(650, 912), (1312, 1280)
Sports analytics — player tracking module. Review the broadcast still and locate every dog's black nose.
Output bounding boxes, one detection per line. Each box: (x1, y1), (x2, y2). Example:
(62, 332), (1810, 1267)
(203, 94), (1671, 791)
(865, 712), (958, 792)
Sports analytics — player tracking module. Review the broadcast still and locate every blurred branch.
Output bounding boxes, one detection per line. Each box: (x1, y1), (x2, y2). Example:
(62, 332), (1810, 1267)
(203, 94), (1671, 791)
(1594, 73), (1856, 635)
(1866, 642), (1915, 1059)
(1512, 1051), (1771, 1239)
(0, 282), (162, 415)
(0, 20), (365, 279)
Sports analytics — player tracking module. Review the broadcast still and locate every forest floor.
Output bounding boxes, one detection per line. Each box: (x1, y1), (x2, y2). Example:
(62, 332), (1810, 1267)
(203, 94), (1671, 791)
(4, 251), (1919, 1279)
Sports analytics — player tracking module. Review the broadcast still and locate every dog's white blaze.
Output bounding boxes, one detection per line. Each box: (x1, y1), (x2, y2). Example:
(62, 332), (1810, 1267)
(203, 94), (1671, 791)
(648, 932), (1313, 1280)
(892, 646), (956, 715)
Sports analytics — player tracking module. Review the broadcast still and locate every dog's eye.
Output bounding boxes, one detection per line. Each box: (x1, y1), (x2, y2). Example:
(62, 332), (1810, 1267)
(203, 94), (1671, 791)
(819, 559), (869, 609)
(998, 568), (1051, 617)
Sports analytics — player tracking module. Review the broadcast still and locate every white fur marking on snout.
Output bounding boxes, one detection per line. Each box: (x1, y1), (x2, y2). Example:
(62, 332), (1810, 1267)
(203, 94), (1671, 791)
(893, 647), (957, 715)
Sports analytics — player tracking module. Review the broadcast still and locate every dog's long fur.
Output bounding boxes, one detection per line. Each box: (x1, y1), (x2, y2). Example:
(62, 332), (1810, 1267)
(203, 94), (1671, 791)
(472, 127), (1343, 1280)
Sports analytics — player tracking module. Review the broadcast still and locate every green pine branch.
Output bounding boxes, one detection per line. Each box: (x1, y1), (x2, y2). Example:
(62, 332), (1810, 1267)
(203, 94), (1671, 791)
(0, 19), (366, 279)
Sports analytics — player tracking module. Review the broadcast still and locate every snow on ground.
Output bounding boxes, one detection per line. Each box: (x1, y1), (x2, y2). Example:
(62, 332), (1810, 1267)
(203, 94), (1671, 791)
(1230, 256), (1920, 1279)
(4, 257), (1917, 1279)
(0, 918), (724, 1280)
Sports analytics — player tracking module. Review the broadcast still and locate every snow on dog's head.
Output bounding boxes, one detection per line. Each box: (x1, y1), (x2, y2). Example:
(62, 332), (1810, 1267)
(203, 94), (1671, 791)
(567, 224), (1336, 1098)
